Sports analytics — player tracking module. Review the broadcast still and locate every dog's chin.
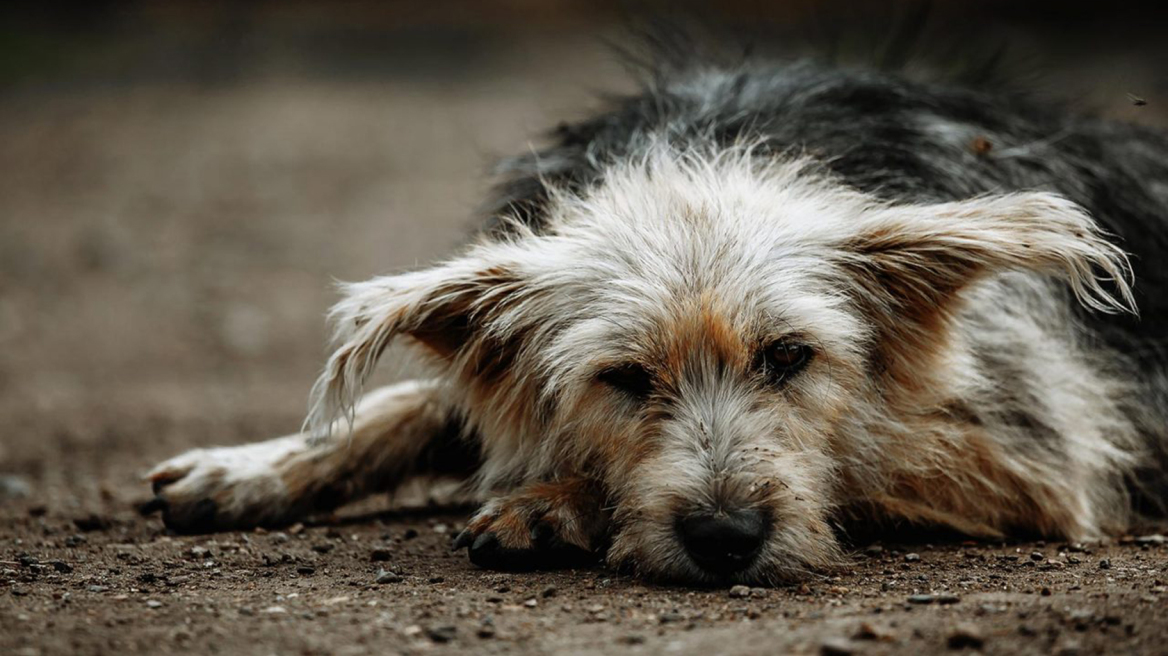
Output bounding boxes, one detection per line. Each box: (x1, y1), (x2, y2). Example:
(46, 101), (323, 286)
(606, 523), (821, 587)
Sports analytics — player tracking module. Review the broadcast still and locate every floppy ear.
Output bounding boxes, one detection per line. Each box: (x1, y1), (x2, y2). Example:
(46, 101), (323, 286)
(307, 250), (532, 436)
(839, 192), (1134, 381)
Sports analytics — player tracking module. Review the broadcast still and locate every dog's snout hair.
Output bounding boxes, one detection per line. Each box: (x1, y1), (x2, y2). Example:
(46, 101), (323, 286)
(147, 45), (1168, 585)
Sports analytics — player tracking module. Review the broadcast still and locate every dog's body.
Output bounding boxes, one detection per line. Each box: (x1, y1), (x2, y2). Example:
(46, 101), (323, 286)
(146, 53), (1168, 584)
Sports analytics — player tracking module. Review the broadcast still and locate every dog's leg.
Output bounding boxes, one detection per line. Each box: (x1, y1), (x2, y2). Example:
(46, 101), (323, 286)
(144, 380), (471, 532)
(452, 477), (610, 571)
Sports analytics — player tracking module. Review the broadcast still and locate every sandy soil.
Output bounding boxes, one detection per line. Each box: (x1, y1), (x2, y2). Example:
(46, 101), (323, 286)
(2, 10), (1168, 655)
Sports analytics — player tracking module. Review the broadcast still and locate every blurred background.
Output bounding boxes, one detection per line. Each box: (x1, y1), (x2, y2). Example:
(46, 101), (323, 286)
(0, 1), (1165, 511)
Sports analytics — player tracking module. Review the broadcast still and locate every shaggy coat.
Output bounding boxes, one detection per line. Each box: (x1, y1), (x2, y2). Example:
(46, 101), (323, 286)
(146, 51), (1168, 585)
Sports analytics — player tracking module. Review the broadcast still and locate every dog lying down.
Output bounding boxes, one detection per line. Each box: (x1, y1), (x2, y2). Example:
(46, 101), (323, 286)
(143, 47), (1168, 585)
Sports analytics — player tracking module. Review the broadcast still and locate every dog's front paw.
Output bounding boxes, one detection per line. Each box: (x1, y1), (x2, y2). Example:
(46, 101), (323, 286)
(142, 437), (304, 533)
(453, 479), (608, 571)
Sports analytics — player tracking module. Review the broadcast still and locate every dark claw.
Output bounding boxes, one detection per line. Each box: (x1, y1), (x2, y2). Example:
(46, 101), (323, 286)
(468, 532), (506, 568)
(137, 496), (168, 516)
(467, 532), (541, 571)
(451, 529), (474, 551)
(464, 526), (600, 572)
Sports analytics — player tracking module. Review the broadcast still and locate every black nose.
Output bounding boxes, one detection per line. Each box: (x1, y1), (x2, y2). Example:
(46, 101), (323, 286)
(677, 509), (768, 575)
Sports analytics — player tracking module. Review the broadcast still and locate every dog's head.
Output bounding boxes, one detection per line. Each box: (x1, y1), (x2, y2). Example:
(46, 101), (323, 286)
(310, 144), (1132, 584)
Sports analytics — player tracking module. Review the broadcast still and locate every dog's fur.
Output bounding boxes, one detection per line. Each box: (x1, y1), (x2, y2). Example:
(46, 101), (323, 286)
(145, 47), (1168, 585)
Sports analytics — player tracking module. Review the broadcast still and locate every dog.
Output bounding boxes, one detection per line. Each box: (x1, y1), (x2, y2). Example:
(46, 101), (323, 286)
(142, 44), (1168, 585)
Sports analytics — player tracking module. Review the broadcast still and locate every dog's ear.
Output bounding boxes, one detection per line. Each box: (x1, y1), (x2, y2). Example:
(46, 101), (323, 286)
(839, 192), (1134, 381)
(307, 249), (533, 435)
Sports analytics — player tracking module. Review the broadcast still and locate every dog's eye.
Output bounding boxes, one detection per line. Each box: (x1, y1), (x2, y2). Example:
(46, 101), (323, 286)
(597, 363), (654, 400)
(757, 340), (812, 386)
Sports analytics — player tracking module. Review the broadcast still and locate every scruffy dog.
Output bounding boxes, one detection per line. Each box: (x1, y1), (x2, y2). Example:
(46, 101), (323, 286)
(143, 46), (1168, 585)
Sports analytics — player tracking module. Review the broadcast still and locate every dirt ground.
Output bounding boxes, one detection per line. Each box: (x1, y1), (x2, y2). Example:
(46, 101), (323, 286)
(3, 5), (1168, 655)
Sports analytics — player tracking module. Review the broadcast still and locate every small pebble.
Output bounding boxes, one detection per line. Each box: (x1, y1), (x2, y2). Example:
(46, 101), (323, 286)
(728, 585), (751, 599)
(853, 622), (895, 641)
(904, 553), (921, 562)
(1098, 558), (1111, 570)
(145, 600), (162, 609)
(947, 624), (985, 649)
(370, 548), (392, 562)
(541, 585), (558, 598)
(297, 566), (316, 575)
(375, 569), (403, 584)
(0, 474), (31, 499)
(426, 625), (457, 643)
(907, 594), (935, 604)
(820, 637), (856, 656)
